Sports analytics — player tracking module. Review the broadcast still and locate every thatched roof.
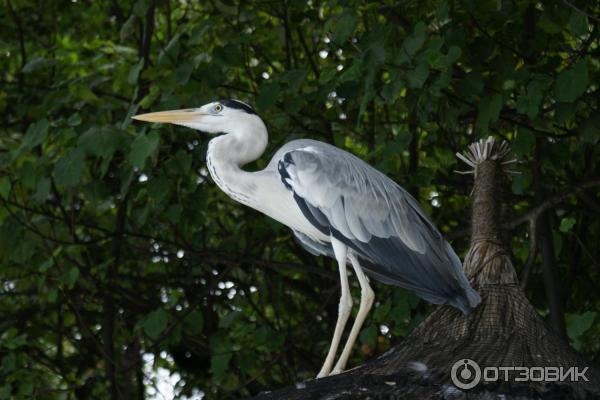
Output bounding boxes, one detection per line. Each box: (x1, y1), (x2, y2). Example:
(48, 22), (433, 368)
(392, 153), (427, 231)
(252, 138), (600, 400)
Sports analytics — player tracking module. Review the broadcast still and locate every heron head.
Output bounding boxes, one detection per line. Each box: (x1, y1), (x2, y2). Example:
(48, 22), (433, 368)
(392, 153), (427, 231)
(132, 99), (260, 135)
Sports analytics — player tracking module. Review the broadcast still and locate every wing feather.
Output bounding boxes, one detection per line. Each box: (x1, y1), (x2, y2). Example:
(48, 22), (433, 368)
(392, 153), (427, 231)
(277, 140), (480, 314)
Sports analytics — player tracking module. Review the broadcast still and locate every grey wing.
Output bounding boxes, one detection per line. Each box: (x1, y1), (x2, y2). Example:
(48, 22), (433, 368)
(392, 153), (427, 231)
(293, 230), (335, 258)
(277, 141), (480, 314)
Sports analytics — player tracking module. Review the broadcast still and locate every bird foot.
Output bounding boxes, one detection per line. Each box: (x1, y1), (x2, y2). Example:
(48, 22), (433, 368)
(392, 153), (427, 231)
(316, 368), (330, 379)
(330, 367), (344, 376)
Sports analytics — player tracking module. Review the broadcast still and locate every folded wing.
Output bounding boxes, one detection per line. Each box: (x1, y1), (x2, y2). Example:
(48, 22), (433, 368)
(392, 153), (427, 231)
(277, 141), (480, 313)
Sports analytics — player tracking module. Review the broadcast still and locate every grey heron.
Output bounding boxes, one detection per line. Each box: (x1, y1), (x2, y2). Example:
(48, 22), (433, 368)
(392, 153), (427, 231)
(133, 99), (480, 378)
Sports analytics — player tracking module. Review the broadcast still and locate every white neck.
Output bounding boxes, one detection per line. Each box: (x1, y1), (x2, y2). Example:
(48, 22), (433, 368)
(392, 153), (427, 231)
(205, 116), (268, 207)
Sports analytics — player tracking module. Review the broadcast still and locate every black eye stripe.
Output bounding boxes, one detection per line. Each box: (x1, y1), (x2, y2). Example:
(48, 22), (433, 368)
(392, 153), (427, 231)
(217, 99), (257, 115)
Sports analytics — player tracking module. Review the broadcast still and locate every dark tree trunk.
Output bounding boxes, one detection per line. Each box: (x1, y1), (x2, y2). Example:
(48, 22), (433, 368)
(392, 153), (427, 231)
(533, 139), (566, 338)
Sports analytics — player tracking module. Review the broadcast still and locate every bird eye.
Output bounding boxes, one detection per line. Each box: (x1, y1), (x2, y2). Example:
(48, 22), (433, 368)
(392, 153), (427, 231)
(213, 104), (223, 113)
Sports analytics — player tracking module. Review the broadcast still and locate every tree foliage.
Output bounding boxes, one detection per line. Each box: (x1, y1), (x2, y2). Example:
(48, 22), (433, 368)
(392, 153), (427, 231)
(0, 0), (599, 398)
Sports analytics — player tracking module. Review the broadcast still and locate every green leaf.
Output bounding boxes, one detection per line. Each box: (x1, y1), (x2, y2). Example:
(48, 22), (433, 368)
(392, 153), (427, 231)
(559, 217), (576, 233)
(433, 146), (456, 168)
(555, 61), (588, 102)
(476, 93), (502, 132)
(128, 131), (160, 169)
(283, 97), (306, 114)
(381, 79), (403, 104)
(1, 353), (16, 371)
(460, 72), (484, 97)
(18, 161), (36, 190)
(133, 0), (151, 17)
(62, 267), (80, 288)
(158, 34), (181, 66)
(210, 353), (232, 379)
(538, 9), (563, 34)
(339, 60), (363, 83)
(141, 309), (169, 340)
(554, 102), (575, 124)
(512, 129), (535, 157)
(569, 11), (588, 36)
(21, 57), (48, 74)
(53, 147), (86, 187)
(256, 83), (280, 110)
(0, 384), (12, 399)
(426, 50), (445, 70)
(175, 62), (194, 86)
(219, 311), (243, 329)
(372, 300), (391, 322)
(72, 84), (99, 102)
(184, 310), (204, 335)
(579, 115), (600, 144)
(406, 63), (429, 89)
(567, 311), (596, 341)
(358, 69), (376, 120)
(32, 177), (50, 203)
(511, 171), (531, 195)
(281, 69), (306, 93)
(128, 59), (144, 85)
(139, 86), (161, 109)
(319, 66), (338, 85)
(0, 177), (10, 198)
(364, 43), (386, 68)
(165, 204), (183, 223)
(78, 127), (123, 159)
(213, 44), (242, 66)
(5, 331), (27, 349)
(18, 381), (33, 397)
(430, 68), (452, 95)
(120, 169), (135, 197)
(197, 62), (225, 88)
(332, 14), (357, 44)
(14, 119), (50, 158)
(446, 46), (462, 64)
(165, 150), (192, 175)
(359, 324), (377, 348)
(364, 25), (389, 51)
(11, 241), (34, 264)
(403, 22), (426, 57)
(147, 175), (170, 202)
(47, 288), (58, 303)
(120, 15), (136, 41)
(391, 299), (411, 325)
(516, 81), (544, 119)
(67, 113), (82, 127)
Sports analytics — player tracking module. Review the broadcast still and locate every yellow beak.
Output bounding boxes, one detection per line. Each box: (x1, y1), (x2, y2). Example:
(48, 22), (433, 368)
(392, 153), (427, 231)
(132, 109), (204, 124)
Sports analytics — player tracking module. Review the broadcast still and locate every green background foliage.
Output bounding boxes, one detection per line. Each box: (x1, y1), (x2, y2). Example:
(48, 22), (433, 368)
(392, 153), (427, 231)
(1, 0), (599, 398)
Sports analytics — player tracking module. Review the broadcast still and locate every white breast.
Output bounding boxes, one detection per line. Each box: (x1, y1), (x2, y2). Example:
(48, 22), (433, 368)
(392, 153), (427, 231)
(250, 174), (330, 243)
(206, 139), (328, 244)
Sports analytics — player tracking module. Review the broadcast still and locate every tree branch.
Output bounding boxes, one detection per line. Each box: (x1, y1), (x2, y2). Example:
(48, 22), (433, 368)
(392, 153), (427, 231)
(505, 178), (600, 230)
(1, 197), (336, 280)
(446, 177), (600, 240)
(519, 218), (537, 290)
(6, 0), (27, 71)
(296, 26), (319, 78)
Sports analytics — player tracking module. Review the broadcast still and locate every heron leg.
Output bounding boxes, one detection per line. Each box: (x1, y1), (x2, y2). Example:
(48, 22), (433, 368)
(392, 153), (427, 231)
(316, 238), (353, 379)
(331, 253), (374, 375)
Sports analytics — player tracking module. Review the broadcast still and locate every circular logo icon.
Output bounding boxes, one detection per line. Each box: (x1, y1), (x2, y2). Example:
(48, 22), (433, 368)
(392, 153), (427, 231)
(451, 359), (481, 390)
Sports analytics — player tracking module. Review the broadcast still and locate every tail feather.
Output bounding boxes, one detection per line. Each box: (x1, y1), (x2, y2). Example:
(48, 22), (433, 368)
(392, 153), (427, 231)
(337, 231), (481, 315)
(448, 286), (481, 315)
(444, 241), (481, 314)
